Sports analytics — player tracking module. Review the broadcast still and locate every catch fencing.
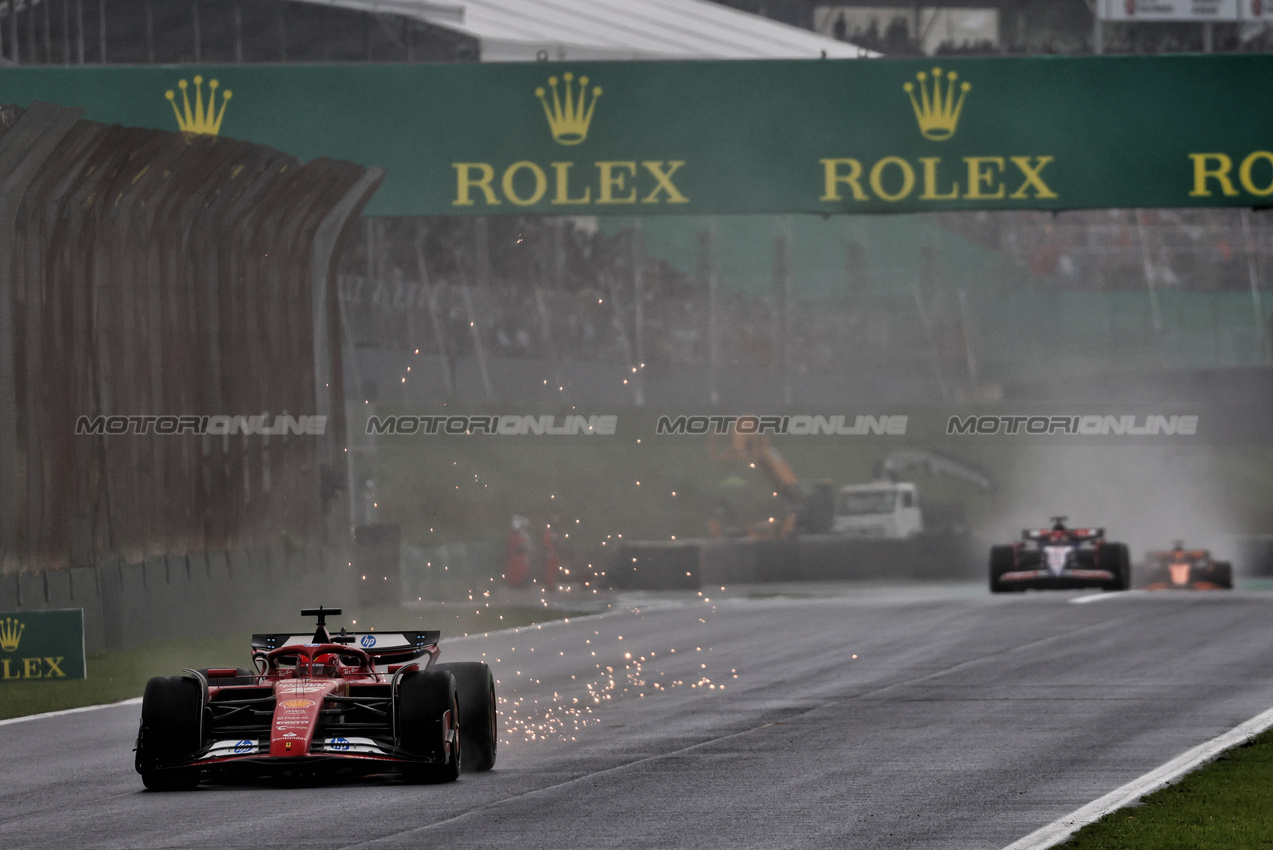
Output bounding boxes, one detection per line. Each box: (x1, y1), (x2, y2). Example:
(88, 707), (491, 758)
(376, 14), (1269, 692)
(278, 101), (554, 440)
(0, 101), (382, 574)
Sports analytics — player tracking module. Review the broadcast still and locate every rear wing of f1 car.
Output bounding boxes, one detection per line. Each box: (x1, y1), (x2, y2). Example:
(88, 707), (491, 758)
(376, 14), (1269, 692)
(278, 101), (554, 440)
(250, 630), (441, 665)
(1022, 527), (1104, 542)
(250, 607), (441, 665)
(1145, 549), (1209, 560)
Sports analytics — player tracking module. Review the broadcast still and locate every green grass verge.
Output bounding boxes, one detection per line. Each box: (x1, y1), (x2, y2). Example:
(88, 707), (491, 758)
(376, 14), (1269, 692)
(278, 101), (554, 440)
(0, 605), (586, 722)
(1059, 728), (1273, 849)
(0, 631), (251, 721)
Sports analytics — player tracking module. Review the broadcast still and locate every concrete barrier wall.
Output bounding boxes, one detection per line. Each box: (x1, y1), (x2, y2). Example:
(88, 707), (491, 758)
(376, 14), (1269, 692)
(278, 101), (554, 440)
(1237, 536), (1273, 575)
(18, 573), (46, 610)
(796, 535), (985, 582)
(2, 547), (355, 651)
(0, 573), (16, 611)
(614, 535), (987, 590)
(69, 566), (102, 650)
(6, 535), (990, 652)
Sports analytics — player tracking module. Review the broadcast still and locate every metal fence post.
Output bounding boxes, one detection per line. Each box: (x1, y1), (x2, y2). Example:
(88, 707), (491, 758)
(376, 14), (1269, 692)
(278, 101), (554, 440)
(697, 228), (719, 405)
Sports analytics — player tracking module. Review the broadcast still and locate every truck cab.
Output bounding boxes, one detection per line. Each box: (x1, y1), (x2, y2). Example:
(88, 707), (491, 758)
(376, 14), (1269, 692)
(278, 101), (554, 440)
(832, 482), (923, 538)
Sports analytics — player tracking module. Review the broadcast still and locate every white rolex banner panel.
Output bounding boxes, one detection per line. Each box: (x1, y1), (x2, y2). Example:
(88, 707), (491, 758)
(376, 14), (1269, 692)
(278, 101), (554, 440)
(1101, 0), (1240, 19)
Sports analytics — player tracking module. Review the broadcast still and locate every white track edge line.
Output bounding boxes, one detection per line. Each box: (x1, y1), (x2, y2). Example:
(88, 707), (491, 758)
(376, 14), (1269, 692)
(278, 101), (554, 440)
(1002, 704), (1273, 850)
(1069, 591), (1138, 604)
(0, 696), (142, 727)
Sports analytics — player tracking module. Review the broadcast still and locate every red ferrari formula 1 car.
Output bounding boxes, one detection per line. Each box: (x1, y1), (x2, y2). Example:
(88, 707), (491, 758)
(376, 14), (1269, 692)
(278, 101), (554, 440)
(1139, 542), (1233, 590)
(134, 607), (496, 790)
(989, 517), (1131, 593)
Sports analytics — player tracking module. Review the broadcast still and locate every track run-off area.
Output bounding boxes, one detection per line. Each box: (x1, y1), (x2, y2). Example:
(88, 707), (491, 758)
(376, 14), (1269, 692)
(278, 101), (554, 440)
(3, 582), (1272, 850)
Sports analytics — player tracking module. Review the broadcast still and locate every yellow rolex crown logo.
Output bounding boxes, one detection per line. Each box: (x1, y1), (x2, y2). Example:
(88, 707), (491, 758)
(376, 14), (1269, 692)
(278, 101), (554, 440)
(904, 68), (970, 141)
(165, 75), (232, 136)
(535, 72), (601, 146)
(0, 617), (23, 653)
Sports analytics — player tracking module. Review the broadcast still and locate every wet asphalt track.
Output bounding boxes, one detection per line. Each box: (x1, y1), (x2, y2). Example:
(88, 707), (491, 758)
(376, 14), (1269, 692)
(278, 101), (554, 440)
(3, 582), (1273, 850)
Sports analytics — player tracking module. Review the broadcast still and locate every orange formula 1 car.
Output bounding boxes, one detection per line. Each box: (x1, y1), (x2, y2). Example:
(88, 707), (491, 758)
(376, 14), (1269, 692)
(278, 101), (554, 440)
(1139, 542), (1233, 590)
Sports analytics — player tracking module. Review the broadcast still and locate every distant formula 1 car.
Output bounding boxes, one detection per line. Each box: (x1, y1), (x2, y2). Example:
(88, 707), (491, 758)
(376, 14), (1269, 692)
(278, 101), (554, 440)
(1139, 542), (1233, 590)
(134, 607), (496, 790)
(990, 517), (1130, 593)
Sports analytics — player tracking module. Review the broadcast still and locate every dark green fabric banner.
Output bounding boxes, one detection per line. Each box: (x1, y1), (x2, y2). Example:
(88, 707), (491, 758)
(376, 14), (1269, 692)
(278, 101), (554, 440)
(0, 610), (86, 681)
(0, 55), (1269, 217)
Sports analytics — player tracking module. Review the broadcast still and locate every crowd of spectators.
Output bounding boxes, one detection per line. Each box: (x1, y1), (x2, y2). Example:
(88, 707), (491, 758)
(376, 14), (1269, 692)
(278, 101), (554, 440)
(815, 4), (1273, 57)
(829, 14), (923, 55)
(339, 215), (953, 381)
(940, 208), (1273, 293)
(339, 206), (1272, 388)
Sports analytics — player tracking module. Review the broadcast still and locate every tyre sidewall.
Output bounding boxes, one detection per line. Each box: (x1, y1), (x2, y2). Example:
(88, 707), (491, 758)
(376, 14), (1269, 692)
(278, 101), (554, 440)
(989, 545), (1015, 593)
(1097, 542), (1129, 591)
(136, 675), (203, 790)
(434, 662), (497, 772)
(1216, 561), (1234, 589)
(398, 669), (461, 782)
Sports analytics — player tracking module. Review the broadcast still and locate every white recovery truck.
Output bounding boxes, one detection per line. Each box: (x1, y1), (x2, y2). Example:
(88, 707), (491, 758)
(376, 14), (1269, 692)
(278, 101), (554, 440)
(831, 451), (993, 540)
(832, 482), (923, 538)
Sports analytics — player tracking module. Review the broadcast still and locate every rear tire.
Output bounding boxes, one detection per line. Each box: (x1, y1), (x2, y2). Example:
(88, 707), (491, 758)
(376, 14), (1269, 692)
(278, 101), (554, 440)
(136, 676), (202, 791)
(989, 546), (1015, 594)
(435, 662), (498, 772)
(1098, 543), (1131, 591)
(398, 669), (461, 783)
(1215, 561), (1234, 589)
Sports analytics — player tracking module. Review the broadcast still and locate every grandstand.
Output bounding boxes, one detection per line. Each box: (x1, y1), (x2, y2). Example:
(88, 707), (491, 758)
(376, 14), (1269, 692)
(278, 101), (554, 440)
(0, 0), (867, 65)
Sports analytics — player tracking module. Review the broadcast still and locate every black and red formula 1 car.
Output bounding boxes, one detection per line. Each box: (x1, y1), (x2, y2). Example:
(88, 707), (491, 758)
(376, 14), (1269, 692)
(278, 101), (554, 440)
(989, 517), (1130, 593)
(1139, 542), (1233, 590)
(134, 607), (496, 791)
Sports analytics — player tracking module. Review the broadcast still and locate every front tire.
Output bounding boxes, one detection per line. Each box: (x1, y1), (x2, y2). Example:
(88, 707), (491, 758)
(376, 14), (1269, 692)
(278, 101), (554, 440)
(1098, 542), (1131, 591)
(989, 546), (1015, 594)
(435, 662), (497, 772)
(398, 669), (461, 783)
(136, 676), (202, 791)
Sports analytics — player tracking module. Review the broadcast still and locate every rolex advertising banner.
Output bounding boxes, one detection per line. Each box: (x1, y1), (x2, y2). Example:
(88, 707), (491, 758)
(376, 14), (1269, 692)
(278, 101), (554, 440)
(1101, 0), (1240, 21)
(0, 611), (86, 681)
(1099, 0), (1270, 20)
(0, 55), (1270, 217)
